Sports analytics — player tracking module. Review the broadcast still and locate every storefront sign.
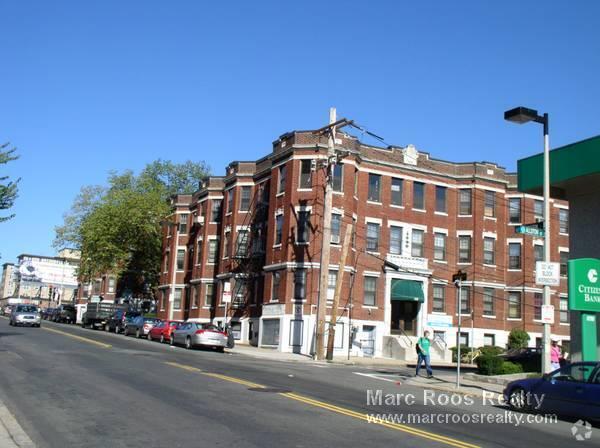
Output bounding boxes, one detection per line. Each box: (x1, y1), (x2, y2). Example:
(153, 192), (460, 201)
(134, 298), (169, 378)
(568, 258), (600, 312)
(427, 314), (453, 328)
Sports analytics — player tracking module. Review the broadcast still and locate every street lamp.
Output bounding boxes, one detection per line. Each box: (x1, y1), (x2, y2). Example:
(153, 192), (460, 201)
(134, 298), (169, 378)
(504, 106), (551, 374)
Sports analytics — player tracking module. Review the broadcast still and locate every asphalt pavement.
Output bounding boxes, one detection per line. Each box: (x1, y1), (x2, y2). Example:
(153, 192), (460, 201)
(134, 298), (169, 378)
(0, 317), (588, 448)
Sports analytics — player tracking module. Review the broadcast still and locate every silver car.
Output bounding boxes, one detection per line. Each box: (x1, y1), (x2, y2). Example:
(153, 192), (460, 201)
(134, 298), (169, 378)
(171, 322), (227, 352)
(9, 305), (41, 327)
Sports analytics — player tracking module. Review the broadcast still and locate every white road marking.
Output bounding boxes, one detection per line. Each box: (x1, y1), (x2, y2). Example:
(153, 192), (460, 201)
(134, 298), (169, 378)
(352, 372), (400, 383)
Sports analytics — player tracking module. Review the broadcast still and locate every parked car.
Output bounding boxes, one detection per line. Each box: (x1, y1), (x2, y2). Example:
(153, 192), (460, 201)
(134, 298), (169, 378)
(3, 305), (13, 316)
(104, 310), (141, 333)
(148, 320), (182, 343)
(9, 305), (41, 327)
(171, 322), (227, 351)
(54, 304), (76, 323)
(82, 302), (127, 329)
(124, 316), (160, 338)
(504, 361), (600, 420)
(42, 308), (56, 320)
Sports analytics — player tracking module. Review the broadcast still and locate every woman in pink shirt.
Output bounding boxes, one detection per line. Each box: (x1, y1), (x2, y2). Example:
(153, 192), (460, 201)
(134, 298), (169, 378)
(550, 340), (561, 371)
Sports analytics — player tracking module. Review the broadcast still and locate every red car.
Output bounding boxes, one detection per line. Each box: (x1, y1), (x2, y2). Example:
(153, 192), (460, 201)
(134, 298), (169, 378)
(148, 320), (182, 343)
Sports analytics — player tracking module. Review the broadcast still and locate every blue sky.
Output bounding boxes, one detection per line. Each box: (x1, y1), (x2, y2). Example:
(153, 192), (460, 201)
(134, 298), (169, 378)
(1, 0), (599, 263)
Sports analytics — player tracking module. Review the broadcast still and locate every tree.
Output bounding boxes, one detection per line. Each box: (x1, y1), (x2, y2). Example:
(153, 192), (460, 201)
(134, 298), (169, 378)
(507, 329), (530, 350)
(0, 143), (20, 222)
(55, 160), (210, 296)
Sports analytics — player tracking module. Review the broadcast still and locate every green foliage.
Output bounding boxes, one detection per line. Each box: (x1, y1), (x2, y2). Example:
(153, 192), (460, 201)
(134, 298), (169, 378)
(451, 345), (469, 362)
(54, 159), (210, 295)
(476, 355), (504, 375)
(507, 329), (530, 349)
(0, 143), (20, 223)
(478, 346), (505, 357)
(499, 361), (523, 375)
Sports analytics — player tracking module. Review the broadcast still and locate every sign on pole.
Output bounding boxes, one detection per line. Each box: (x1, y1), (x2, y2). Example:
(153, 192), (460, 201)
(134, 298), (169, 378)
(535, 261), (560, 286)
(516, 225), (545, 237)
(541, 305), (555, 324)
(222, 281), (232, 303)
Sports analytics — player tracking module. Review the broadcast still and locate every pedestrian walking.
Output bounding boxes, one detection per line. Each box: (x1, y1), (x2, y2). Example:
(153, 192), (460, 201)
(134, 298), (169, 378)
(416, 330), (433, 378)
(550, 339), (561, 371)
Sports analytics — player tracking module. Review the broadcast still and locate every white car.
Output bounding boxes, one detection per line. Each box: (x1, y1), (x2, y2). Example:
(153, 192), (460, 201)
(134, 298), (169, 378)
(10, 305), (42, 327)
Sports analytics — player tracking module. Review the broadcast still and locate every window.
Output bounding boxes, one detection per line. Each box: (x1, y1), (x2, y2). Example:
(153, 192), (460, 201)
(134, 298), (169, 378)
(275, 214), (283, 245)
(458, 236), (472, 263)
(432, 285), (445, 312)
(509, 198), (521, 223)
(211, 200), (222, 222)
(560, 251), (568, 276)
(459, 189), (472, 215)
(483, 334), (495, 347)
(224, 231), (230, 258)
(178, 213), (189, 234)
(435, 186), (447, 213)
(534, 292), (543, 320)
(389, 226), (403, 255)
(508, 292), (522, 319)
(411, 229), (424, 257)
(509, 243), (522, 269)
(366, 222), (380, 252)
(433, 233), (446, 261)
(271, 272), (280, 301)
(413, 182), (425, 210)
(484, 191), (495, 217)
(173, 288), (182, 310)
(391, 178), (403, 206)
(327, 270), (337, 302)
(196, 240), (203, 264)
(278, 165), (287, 194)
(331, 213), (342, 244)
(332, 164), (343, 192)
(534, 200), (543, 220)
(233, 280), (247, 308)
(296, 211), (310, 244)
(108, 277), (116, 294)
(534, 245), (543, 263)
(164, 251), (170, 272)
(364, 276), (377, 306)
(227, 190), (234, 213)
(299, 160), (312, 189)
(236, 230), (249, 257)
(483, 288), (494, 316)
(204, 283), (214, 306)
(368, 174), (381, 202)
(458, 332), (469, 347)
(559, 209), (569, 234)
(560, 297), (569, 323)
(294, 269), (306, 301)
(458, 287), (470, 314)
(176, 249), (185, 270)
(191, 285), (199, 309)
(483, 237), (495, 265)
(208, 239), (218, 263)
(240, 186), (251, 211)
(354, 169), (359, 196)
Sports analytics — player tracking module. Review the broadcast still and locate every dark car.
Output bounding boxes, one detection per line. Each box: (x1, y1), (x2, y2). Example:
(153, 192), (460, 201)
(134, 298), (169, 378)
(504, 361), (600, 420)
(104, 310), (141, 333)
(42, 308), (56, 320)
(123, 316), (160, 338)
(55, 305), (76, 323)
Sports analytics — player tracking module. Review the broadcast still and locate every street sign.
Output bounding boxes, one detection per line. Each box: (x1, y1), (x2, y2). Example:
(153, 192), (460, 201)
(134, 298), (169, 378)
(222, 291), (232, 303)
(515, 225), (545, 237)
(535, 261), (560, 286)
(541, 305), (555, 324)
(568, 258), (600, 312)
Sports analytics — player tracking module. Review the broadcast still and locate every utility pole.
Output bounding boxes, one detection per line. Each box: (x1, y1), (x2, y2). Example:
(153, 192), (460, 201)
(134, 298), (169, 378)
(326, 224), (353, 360)
(315, 107), (336, 361)
(541, 113), (552, 374)
(453, 270), (467, 388)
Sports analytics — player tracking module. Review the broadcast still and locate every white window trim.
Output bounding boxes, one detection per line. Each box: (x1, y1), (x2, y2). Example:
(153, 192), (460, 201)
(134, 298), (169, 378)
(456, 230), (473, 236)
(433, 227), (448, 235)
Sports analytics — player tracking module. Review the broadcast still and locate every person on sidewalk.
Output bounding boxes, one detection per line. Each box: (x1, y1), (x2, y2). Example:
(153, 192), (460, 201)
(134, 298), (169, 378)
(550, 340), (561, 371)
(415, 330), (433, 378)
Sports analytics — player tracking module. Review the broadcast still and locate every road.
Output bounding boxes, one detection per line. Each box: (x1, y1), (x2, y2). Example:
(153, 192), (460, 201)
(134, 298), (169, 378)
(0, 317), (586, 448)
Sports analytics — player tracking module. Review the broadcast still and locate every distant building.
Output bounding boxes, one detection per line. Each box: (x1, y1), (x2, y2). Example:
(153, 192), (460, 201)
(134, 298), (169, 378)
(0, 263), (18, 300)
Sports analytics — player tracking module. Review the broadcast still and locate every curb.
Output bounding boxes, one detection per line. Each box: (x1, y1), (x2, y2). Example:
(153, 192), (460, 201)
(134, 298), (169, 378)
(0, 400), (36, 448)
(403, 379), (504, 398)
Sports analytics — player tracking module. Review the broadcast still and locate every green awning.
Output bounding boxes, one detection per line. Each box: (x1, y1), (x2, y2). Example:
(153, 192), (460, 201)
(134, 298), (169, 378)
(390, 279), (424, 302)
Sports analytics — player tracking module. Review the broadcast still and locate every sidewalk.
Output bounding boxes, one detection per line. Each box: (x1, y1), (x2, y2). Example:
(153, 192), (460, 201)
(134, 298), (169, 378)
(0, 399), (35, 448)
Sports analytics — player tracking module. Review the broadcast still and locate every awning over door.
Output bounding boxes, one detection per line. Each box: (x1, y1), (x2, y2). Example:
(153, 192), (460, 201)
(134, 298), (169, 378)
(390, 279), (424, 302)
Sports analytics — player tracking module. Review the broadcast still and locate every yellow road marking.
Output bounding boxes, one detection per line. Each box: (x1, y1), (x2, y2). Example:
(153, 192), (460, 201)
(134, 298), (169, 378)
(43, 327), (112, 349)
(164, 362), (479, 448)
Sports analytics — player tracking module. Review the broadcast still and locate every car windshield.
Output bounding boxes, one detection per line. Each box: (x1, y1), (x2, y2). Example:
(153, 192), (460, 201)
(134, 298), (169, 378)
(16, 306), (38, 313)
(200, 324), (220, 331)
(143, 318), (157, 323)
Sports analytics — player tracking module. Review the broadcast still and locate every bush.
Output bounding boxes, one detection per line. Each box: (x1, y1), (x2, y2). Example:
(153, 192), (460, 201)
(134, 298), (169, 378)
(476, 355), (504, 375)
(478, 346), (504, 357)
(508, 329), (530, 349)
(451, 345), (469, 362)
(500, 361), (523, 375)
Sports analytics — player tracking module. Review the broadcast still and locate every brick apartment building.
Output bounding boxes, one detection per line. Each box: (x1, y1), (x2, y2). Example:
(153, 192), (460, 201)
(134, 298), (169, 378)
(157, 129), (571, 360)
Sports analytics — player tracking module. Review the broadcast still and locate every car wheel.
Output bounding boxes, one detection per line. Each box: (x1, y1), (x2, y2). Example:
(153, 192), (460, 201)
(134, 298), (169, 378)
(135, 328), (141, 339)
(217, 347), (225, 353)
(508, 387), (530, 412)
(185, 337), (192, 350)
(160, 334), (165, 344)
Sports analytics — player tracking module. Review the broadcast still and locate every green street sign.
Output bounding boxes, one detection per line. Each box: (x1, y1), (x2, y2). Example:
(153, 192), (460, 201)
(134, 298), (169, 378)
(515, 225), (545, 237)
(568, 258), (600, 312)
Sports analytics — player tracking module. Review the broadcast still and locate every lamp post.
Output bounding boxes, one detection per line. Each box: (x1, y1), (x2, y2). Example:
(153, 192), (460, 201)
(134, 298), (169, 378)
(504, 106), (551, 374)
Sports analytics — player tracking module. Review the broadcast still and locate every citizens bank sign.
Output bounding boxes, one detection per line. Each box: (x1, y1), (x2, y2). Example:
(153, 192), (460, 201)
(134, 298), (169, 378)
(568, 258), (600, 312)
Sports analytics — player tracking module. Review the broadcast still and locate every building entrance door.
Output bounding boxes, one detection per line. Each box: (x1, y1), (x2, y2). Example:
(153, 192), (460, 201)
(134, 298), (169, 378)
(391, 301), (419, 336)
